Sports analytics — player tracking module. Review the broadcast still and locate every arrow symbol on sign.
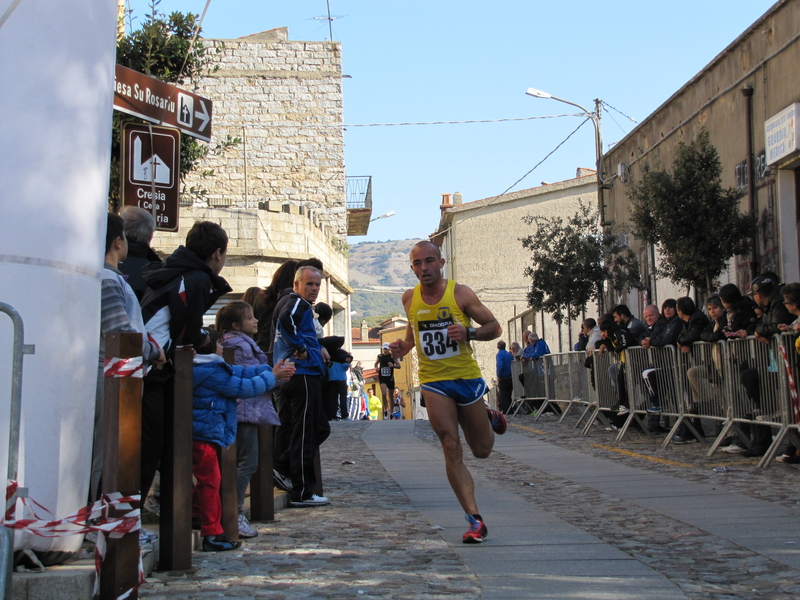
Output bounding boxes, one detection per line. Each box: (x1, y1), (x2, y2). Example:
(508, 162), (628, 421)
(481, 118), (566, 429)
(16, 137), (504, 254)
(195, 101), (210, 132)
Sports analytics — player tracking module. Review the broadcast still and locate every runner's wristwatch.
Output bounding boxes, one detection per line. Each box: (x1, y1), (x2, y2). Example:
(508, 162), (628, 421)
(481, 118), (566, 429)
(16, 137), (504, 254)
(466, 327), (477, 341)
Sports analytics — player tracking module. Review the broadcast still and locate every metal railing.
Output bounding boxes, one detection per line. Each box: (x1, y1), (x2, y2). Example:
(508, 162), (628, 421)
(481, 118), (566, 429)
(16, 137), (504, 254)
(346, 176), (372, 210)
(1, 303), (35, 600)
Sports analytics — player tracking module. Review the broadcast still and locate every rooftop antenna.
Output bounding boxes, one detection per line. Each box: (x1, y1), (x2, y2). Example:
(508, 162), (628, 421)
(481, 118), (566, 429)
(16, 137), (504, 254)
(309, 1), (347, 41)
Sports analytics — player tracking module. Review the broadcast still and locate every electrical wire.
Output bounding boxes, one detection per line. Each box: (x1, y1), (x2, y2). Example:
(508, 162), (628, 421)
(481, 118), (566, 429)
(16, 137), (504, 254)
(434, 117), (592, 242)
(601, 101), (636, 124)
(343, 113), (584, 128)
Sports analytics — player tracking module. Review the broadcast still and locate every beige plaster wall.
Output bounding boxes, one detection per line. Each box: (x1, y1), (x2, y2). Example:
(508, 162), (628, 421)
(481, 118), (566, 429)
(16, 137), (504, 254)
(440, 176), (599, 377)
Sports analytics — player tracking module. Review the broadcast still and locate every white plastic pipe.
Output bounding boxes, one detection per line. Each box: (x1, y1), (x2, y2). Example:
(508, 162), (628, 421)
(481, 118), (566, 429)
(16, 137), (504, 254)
(0, 0), (117, 553)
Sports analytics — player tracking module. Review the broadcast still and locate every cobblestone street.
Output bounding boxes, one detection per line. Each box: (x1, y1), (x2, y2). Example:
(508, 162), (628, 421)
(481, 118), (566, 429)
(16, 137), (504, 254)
(140, 414), (800, 599)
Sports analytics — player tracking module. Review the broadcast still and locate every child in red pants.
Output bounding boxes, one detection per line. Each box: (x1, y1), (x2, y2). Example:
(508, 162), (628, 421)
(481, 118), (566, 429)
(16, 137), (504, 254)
(192, 328), (294, 551)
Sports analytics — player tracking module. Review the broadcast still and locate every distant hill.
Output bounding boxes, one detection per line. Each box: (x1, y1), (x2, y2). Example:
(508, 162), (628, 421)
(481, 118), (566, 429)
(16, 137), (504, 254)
(348, 238), (423, 319)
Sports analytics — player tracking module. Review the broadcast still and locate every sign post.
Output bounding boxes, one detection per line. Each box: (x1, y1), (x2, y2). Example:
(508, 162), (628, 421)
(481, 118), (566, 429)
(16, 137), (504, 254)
(114, 64), (213, 142)
(121, 123), (181, 232)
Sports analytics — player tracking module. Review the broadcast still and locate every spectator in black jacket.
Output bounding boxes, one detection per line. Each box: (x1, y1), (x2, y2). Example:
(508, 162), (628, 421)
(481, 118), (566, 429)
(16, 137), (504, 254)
(752, 275), (794, 344)
(676, 297), (710, 352)
(640, 304), (683, 431)
(718, 283), (758, 338)
(138, 221), (231, 509)
(723, 275), (794, 456)
(675, 295), (728, 444)
(599, 318), (640, 420)
(612, 304), (648, 342)
(119, 206), (162, 301)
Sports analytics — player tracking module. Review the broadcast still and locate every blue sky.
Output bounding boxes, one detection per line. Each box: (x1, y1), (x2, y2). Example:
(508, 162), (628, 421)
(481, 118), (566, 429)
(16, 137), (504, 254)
(129, 0), (776, 243)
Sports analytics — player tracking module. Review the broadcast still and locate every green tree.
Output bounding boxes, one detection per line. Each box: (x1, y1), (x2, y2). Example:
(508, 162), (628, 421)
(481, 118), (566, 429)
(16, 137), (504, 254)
(521, 201), (642, 321)
(110, 1), (239, 209)
(627, 128), (756, 296)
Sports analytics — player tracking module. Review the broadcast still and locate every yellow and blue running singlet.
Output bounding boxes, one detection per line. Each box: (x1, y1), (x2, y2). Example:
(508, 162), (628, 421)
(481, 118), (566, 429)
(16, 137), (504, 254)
(409, 279), (482, 384)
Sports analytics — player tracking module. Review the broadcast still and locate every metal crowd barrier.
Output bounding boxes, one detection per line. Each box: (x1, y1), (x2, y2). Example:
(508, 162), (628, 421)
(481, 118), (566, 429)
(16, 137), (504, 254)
(508, 360), (547, 416)
(533, 352), (591, 424)
(618, 345), (683, 443)
(531, 333), (800, 469)
(578, 350), (620, 434)
(673, 341), (728, 448)
(708, 336), (786, 462)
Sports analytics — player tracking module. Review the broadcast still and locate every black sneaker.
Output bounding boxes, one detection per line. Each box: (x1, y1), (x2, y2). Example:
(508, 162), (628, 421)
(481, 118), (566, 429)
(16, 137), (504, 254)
(273, 469), (292, 493)
(671, 435), (697, 445)
(202, 534), (242, 552)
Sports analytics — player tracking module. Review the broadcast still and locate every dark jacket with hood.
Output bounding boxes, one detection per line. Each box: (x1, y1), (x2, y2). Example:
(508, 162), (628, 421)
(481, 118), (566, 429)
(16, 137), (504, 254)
(647, 315), (683, 347)
(272, 288), (326, 377)
(118, 240), (162, 302)
(726, 297), (758, 335)
(755, 287), (794, 338)
(700, 311), (728, 343)
(140, 245), (231, 356)
(677, 310), (710, 347)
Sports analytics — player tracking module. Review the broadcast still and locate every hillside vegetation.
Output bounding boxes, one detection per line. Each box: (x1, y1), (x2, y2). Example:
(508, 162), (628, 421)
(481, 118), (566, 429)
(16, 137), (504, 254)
(348, 238), (423, 319)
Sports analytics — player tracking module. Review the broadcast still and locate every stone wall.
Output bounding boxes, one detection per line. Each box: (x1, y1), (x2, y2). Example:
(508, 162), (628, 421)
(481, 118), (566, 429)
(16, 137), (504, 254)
(181, 27), (346, 236)
(436, 175), (599, 377)
(149, 27), (352, 342)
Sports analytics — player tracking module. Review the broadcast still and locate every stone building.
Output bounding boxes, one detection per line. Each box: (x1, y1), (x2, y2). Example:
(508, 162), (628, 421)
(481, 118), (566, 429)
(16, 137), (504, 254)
(152, 27), (365, 342)
(603, 0), (800, 305)
(430, 170), (598, 377)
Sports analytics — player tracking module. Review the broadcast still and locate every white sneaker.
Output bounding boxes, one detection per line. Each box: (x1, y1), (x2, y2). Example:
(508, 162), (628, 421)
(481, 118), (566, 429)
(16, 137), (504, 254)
(139, 529), (157, 546)
(143, 496), (161, 516)
(617, 405), (630, 416)
(290, 494), (329, 507)
(237, 513), (258, 538)
(722, 444), (747, 454)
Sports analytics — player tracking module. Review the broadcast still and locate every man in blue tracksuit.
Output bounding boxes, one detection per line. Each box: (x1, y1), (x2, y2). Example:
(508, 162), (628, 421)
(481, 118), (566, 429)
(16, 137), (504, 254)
(272, 266), (331, 506)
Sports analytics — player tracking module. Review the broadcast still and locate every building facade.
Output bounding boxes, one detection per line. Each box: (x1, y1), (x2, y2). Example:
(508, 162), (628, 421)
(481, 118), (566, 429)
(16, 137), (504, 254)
(430, 171), (599, 377)
(151, 27), (355, 341)
(603, 0), (800, 306)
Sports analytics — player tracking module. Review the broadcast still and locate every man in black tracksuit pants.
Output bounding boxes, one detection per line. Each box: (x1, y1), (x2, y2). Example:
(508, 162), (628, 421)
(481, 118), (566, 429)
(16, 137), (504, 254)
(272, 266), (331, 506)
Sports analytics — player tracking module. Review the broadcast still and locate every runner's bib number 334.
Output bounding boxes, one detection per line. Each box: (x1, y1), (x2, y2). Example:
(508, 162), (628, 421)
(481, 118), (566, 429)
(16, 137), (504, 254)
(418, 318), (460, 360)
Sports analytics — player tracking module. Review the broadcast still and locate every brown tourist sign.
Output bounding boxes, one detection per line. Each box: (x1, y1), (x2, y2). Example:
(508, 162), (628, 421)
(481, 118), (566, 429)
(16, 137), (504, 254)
(113, 64), (213, 142)
(121, 123), (181, 232)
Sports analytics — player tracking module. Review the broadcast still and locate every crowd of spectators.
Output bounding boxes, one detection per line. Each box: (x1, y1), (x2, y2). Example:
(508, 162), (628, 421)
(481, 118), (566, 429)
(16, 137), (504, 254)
(95, 208), (364, 555)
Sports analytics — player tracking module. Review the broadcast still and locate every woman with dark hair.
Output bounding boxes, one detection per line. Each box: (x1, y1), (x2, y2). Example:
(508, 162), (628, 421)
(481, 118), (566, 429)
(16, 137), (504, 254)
(242, 287), (265, 309)
(254, 260), (299, 353)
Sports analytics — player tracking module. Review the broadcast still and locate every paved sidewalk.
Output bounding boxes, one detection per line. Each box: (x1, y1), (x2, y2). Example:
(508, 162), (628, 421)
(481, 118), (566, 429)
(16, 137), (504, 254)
(140, 417), (800, 599)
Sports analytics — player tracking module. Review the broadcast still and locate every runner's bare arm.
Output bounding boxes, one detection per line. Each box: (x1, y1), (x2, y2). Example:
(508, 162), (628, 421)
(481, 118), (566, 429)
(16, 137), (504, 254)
(390, 289), (416, 359)
(448, 283), (502, 343)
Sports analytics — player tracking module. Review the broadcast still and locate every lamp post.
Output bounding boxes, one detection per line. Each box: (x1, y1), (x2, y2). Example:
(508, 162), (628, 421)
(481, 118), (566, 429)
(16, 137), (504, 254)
(525, 88), (607, 227)
(370, 211), (395, 223)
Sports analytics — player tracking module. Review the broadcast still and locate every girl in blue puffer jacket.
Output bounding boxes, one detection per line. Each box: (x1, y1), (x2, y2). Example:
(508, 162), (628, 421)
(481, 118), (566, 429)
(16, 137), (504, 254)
(217, 300), (290, 539)
(192, 326), (294, 551)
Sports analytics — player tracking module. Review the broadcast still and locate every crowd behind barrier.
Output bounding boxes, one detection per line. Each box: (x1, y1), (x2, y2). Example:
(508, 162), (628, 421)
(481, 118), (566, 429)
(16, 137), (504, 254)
(507, 333), (800, 468)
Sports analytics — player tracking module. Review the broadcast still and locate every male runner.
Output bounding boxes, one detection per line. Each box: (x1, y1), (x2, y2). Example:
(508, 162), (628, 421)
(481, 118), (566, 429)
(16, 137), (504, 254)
(390, 241), (506, 543)
(375, 343), (400, 419)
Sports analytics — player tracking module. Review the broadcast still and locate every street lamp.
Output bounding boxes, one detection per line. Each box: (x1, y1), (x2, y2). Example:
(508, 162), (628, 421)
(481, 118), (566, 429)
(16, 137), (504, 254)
(370, 211), (395, 222)
(525, 87), (609, 226)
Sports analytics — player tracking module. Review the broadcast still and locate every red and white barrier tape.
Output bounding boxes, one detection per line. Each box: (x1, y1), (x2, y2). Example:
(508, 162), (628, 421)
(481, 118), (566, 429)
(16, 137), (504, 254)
(3, 481), (144, 599)
(104, 356), (145, 378)
(779, 345), (800, 426)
